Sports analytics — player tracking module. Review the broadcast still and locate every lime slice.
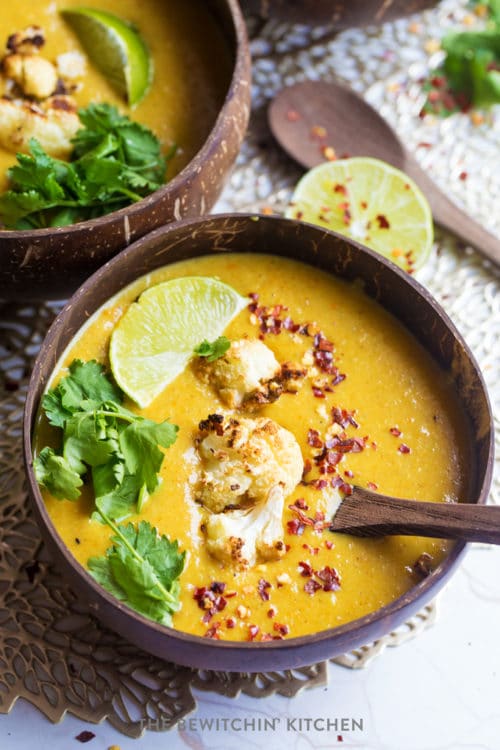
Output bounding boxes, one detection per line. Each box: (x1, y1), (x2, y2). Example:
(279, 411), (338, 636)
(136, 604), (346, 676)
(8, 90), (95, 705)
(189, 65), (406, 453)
(61, 7), (152, 106)
(109, 277), (249, 408)
(285, 157), (433, 272)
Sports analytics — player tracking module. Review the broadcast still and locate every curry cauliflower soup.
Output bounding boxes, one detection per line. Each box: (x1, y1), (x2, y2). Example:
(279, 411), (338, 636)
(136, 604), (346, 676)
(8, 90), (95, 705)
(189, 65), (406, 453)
(0, 0), (232, 224)
(34, 253), (470, 641)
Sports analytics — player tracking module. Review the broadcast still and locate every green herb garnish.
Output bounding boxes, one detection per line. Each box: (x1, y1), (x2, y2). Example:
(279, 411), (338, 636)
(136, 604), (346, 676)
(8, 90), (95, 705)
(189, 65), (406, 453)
(0, 103), (175, 229)
(421, 1), (500, 115)
(193, 336), (231, 362)
(34, 359), (178, 521)
(88, 515), (185, 626)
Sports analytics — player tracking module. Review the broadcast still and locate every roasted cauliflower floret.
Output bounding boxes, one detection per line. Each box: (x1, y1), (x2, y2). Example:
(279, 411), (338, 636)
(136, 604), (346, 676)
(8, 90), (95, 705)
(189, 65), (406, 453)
(196, 413), (303, 514)
(0, 97), (80, 158)
(195, 338), (306, 410)
(6, 26), (45, 56)
(205, 485), (287, 568)
(3, 53), (57, 99)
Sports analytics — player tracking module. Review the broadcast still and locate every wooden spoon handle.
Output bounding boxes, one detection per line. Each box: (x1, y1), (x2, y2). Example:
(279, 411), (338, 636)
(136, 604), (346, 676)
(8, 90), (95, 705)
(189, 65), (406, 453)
(405, 155), (500, 267)
(332, 493), (500, 544)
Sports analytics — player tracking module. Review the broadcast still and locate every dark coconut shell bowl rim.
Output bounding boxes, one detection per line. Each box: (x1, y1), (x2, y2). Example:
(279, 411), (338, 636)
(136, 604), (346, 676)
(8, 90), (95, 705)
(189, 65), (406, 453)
(0, 0), (249, 241)
(23, 214), (494, 673)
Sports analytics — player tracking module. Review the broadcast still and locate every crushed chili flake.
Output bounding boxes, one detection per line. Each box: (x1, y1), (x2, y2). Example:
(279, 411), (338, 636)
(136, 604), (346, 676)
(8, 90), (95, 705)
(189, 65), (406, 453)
(286, 108), (301, 122)
(325, 540), (334, 550)
(257, 578), (272, 601)
(398, 443), (411, 454)
(248, 624), (260, 641)
(273, 622), (290, 636)
(287, 518), (305, 535)
(205, 622), (222, 639)
(298, 560), (314, 577)
(390, 426), (402, 437)
(316, 565), (341, 591)
(367, 481), (378, 490)
(344, 469), (354, 478)
(307, 429), (323, 449)
(376, 214), (390, 229)
(304, 579), (322, 595)
(459, 171), (468, 181)
(226, 617), (236, 628)
(332, 406), (358, 429)
(267, 606), (277, 618)
(302, 542), (319, 555)
(333, 183), (346, 195)
(410, 552), (433, 578)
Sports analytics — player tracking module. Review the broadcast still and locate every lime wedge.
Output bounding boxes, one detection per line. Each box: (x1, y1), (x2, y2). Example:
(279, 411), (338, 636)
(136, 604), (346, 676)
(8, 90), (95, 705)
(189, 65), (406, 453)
(109, 277), (249, 408)
(286, 157), (433, 273)
(61, 7), (152, 106)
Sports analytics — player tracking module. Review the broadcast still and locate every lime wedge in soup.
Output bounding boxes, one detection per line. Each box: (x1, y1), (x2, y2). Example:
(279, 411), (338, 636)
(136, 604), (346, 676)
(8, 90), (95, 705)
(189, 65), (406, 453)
(109, 277), (249, 408)
(61, 7), (152, 106)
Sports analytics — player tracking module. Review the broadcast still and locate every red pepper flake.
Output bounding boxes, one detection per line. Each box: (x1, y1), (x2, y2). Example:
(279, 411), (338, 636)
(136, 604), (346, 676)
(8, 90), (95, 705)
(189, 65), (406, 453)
(376, 214), (390, 229)
(287, 518), (305, 535)
(194, 583), (228, 622)
(286, 109), (301, 122)
(333, 183), (346, 194)
(226, 617), (236, 628)
(344, 469), (354, 478)
(257, 577), (272, 601)
(248, 624), (260, 641)
(298, 560), (314, 577)
(302, 542), (319, 555)
(205, 622), (222, 639)
(325, 540), (334, 550)
(307, 429), (323, 449)
(273, 622), (290, 636)
(312, 386), (326, 398)
(332, 406), (359, 429)
(459, 171), (468, 181)
(316, 565), (341, 591)
(367, 481), (378, 490)
(75, 731), (95, 743)
(398, 443), (411, 454)
(304, 579), (322, 595)
(360, 200), (368, 209)
(267, 606), (277, 618)
(390, 426), (402, 437)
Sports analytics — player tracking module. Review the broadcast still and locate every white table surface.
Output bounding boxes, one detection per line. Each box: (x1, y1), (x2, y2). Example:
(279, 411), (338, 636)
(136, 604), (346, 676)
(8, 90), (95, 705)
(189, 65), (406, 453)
(1, 543), (499, 750)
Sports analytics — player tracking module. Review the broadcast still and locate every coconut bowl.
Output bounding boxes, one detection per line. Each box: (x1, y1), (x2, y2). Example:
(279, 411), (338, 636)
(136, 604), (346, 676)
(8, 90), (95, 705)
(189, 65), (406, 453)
(0, 0), (250, 302)
(242, 0), (439, 28)
(24, 214), (494, 672)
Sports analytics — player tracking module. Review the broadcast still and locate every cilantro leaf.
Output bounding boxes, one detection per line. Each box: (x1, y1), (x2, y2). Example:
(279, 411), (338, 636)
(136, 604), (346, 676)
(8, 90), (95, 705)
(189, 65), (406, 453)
(88, 518), (185, 626)
(0, 103), (175, 229)
(193, 336), (231, 362)
(35, 359), (178, 519)
(34, 446), (83, 500)
(43, 359), (122, 427)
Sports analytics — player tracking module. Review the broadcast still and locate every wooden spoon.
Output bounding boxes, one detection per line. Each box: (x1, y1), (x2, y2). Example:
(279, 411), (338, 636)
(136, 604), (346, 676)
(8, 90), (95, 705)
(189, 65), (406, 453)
(268, 80), (500, 267)
(330, 485), (500, 544)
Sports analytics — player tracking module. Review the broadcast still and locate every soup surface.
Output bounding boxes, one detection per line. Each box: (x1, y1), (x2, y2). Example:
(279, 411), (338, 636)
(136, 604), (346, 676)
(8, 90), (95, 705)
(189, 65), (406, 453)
(36, 254), (470, 641)
(0, 0), (232, 191)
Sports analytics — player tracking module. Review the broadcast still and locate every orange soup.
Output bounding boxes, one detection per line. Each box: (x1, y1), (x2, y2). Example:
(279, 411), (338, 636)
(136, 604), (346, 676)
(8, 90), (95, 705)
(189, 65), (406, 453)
(35, 254), (470, 642)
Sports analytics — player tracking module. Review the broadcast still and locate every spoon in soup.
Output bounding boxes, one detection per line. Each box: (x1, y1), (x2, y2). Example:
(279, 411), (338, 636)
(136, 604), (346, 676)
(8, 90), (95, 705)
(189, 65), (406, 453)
(329, 485), (500, 544)
(268, 80), (500, 268)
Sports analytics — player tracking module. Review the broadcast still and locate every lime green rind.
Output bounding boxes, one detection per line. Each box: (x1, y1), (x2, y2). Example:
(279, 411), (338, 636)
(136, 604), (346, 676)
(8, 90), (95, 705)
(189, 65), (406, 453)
(61, 7), (152, 106)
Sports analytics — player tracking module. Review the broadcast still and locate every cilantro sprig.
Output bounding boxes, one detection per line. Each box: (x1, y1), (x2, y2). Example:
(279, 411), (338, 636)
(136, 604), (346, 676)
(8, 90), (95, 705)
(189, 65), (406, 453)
(422, 1), (500, 115)
(193, 336), (231, 362)
(88, 515), (185, 626)
(34, 359), (178, 521)
(0, 103), (175, 229)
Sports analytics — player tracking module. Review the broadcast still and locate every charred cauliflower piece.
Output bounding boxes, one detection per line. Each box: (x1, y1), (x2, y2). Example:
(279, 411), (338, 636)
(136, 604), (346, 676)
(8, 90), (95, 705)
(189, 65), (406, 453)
(6, 26), (46, 56)
(196, 413), (303, 568)
(196, 413), (303, 514)
(205, 485), (287, 568)
(195, 338), (305, 410)
(0, 97), (80, 159)
(3, 53), (57, 99)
